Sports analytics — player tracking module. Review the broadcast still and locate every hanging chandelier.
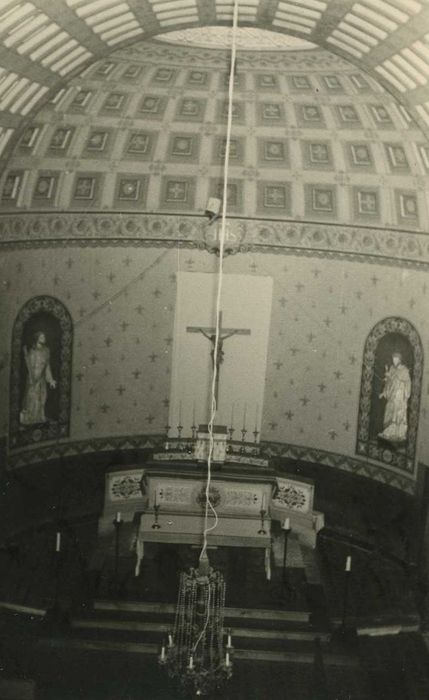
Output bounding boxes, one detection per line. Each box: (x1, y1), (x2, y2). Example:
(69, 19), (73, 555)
(159, 555), (233, 697)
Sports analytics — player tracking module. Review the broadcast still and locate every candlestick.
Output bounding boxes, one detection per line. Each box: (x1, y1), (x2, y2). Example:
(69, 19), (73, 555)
(282, 523), (291, 586)
(111, 513), (123, 594)
(341, 556), (352, 629)
(152, 500), (161, 529)
(258, 500), (267, 535)
(55, 532), (61, 553)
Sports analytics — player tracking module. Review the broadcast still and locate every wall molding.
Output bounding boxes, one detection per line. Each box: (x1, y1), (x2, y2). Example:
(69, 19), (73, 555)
(259, 441), (416, 494)
(1, 213), (429, 269)
(4, 432), (416, 493)
(6, 433), (165, 469)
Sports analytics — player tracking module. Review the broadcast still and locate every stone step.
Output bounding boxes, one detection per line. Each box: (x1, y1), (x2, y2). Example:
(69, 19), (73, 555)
(70, 618), (331, 653)
(72, 618), (330, 642)
(93, 598), (310, 624)
(36, 636), (357, 665)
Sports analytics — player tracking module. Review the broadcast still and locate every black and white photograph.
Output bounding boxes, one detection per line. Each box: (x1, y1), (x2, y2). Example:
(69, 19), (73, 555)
(1, 1), (429, 699)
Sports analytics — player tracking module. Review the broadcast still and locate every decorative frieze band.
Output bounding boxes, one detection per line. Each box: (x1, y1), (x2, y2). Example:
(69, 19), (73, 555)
(259, 441), (416, 495)
(4, 431), (416, 493)
(1, 213), (429, 269)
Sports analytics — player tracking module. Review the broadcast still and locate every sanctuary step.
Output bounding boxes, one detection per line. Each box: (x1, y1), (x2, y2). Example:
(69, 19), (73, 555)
(93, 543), (312, 612)
(0, 600), (371, 699)
(66, 598), (348, 666)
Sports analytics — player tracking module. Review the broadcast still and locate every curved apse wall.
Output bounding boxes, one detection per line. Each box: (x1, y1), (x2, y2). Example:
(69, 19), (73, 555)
(0, 40), (428, 494)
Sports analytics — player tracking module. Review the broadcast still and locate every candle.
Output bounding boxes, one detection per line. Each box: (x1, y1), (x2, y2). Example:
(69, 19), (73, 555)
(154, 490), (157, 508)
(189, 655), (194, 670)
(225, 652), (230, 667)
(254, 404), (259, 430)
(192, 400), (196, 426)
(55, 532), (61, 552)
(345, 555), (352, 572)
(178, 400), (182, 424)
(227, 632), (232, 648)
(161, 646), (166, 661)
(242, 403), (247, 429)
(116, 511), (121, 523)
(168, 633), (173, 647)
(283, 517), (290, 530)
(230, 403), (234, 428)
(261, 494), (266, 511)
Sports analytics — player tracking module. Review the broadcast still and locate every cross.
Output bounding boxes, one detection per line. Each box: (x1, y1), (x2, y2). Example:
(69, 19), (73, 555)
(186, 311), (251, 407)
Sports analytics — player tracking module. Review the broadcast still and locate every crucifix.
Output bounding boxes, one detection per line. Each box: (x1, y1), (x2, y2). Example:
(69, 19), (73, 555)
(186, 311), (251, 406)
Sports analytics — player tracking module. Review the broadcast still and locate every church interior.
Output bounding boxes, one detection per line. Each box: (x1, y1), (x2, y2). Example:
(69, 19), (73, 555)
(2, 1), (429, 698)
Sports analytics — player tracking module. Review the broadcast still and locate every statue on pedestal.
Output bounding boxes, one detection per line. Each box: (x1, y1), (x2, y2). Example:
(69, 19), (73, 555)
(20, 331), (56, 425)
(378, 352), (411, 443)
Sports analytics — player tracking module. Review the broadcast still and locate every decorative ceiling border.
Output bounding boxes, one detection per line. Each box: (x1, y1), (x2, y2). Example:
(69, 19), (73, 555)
(1, 212), (429, 270)
(129, 42), (351, 69)
(259, 441), (416, 495)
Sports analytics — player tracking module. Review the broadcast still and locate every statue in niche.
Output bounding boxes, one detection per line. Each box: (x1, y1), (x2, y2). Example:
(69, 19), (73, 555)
(378, 352), (411, 443)
(20, 331), (57, 425)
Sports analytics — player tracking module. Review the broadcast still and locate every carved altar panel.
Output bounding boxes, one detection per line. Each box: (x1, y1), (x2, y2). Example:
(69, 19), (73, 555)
(109, 470), (145, 502)
(147, 476), (271, 516)
(271, 476), (314, 514)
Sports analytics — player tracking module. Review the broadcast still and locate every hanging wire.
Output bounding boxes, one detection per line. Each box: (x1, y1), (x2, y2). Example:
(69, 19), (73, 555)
(192, 0), (240, 657)
(199, 0), (240, 565)
(193, 0), (239, 652)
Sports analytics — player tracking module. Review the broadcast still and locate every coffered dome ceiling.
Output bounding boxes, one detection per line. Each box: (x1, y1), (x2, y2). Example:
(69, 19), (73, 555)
(0, 36), (428, 231)
(1, 0), (429, 158)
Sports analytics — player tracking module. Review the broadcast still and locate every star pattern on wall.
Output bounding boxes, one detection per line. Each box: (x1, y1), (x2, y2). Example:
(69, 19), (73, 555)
(1, 247), (429, 475)
(258, 254), (429, 466)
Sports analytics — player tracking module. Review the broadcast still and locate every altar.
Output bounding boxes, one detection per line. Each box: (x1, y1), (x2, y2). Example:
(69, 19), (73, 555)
(135, 475), (272, 578)
(97, 434), (324, 588)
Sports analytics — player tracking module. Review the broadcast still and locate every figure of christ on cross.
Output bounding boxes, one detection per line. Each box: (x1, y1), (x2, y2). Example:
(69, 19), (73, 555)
(186, 311), (251, 407)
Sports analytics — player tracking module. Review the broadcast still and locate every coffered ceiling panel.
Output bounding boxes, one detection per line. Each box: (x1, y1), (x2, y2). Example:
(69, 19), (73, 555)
(1, 0), (429, 162)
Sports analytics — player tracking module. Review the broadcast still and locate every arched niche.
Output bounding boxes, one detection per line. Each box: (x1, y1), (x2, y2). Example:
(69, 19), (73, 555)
(356, 317), (423, 473)
(9, 296), (73, 448)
